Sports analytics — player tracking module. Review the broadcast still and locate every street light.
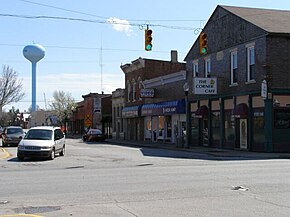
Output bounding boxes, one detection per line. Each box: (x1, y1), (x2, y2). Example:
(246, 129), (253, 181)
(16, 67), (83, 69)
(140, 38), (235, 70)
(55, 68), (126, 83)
(183, 82), (191, 148)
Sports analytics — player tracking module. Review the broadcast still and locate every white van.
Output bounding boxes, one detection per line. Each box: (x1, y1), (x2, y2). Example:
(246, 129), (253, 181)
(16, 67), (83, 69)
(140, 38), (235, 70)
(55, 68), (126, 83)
(17, 126), (65, 160)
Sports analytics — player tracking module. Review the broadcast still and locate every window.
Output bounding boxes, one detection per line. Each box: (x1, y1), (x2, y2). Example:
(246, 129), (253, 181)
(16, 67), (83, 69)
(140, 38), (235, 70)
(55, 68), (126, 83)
(192, 60), (198, 77)
(247, 46), (255, 81)
(132, 80), (136, 101)
(138, 78), (143, 100)
(205, 58), (211, 78)
(231, 51), (238, 84)
(127, 81), (131, 102)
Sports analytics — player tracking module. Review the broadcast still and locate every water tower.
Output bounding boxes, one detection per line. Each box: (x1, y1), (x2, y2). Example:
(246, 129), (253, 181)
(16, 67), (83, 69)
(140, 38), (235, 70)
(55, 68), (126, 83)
(23, 44), (45, 112)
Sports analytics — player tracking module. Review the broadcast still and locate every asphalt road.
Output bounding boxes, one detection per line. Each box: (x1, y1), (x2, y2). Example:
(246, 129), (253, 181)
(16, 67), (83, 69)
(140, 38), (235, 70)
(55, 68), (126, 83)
(1, 138), (290, 217)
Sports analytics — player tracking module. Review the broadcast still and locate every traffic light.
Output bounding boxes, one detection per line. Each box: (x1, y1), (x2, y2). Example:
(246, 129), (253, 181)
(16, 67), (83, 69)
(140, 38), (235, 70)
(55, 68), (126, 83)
(145, 29), (153, 51)
(199, 32), (208, 54)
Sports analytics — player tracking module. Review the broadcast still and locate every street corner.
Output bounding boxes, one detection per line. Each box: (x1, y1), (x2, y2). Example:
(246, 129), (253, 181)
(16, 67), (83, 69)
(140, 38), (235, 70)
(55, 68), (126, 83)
(0, 148), (11, 159)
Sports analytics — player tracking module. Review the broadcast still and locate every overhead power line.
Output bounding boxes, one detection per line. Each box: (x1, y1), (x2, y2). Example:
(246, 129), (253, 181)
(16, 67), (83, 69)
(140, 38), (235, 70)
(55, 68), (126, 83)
(0, 13), (201, 31)
(18, 0), (204, 23)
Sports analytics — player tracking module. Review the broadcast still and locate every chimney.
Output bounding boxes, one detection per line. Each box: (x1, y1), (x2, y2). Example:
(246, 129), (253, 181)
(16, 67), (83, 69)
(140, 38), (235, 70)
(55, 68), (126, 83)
(171, 50), (178, 63)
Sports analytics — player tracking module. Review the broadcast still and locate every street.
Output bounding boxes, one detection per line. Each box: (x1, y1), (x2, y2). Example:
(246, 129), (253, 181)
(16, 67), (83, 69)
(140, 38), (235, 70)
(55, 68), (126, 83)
(1, 138), (290, 217)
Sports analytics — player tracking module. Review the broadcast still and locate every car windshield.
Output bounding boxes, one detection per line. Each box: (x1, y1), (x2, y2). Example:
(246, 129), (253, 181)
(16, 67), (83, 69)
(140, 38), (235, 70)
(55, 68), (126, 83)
(24, 129), (52, 140)
(88, 129), (102, 135)
(7, 128), (23, 134)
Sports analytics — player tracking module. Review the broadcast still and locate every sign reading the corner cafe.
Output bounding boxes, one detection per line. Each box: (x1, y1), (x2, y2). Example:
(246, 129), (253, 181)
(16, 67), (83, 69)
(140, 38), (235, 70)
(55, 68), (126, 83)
(193, 78), (217, 95)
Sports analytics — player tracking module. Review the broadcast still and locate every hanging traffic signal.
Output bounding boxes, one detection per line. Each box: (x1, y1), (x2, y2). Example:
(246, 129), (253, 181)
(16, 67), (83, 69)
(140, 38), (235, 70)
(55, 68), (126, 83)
(199, 32), (208, 54)
(145, 29), (153, 51)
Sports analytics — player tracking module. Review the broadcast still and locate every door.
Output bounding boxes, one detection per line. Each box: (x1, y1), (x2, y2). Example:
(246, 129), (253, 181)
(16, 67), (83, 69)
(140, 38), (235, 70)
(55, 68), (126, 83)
(240, 119), (247, 149)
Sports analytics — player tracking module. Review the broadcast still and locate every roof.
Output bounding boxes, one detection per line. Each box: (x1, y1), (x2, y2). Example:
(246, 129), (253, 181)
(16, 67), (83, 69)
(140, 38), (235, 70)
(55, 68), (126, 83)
(221, 5), (290, 34)
(29, 126), (59, 130)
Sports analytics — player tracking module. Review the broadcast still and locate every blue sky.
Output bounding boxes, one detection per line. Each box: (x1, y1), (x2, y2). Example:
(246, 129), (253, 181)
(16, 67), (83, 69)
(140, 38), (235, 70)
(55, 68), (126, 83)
(1, 0), (290, 112)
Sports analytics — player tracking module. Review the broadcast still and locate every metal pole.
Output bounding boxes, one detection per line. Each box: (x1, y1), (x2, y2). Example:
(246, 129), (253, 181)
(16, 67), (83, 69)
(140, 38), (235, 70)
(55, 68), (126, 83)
(185, 93), (191, 148)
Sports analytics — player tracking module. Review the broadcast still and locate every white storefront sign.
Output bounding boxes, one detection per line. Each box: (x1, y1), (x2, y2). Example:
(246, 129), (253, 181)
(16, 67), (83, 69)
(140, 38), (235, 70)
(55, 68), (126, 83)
(261, 80), (267, 99)
(193, 78), (217, 95)
(140, 89), (155, 98)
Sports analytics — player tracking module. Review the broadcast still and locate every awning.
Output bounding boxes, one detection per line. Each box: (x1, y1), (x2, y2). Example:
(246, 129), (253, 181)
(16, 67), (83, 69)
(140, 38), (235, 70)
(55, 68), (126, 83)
(232, 103), (249, 118)
(122, 105), (141, 118)
(194, 105), (209, 118)
(141, 99), (185, 116)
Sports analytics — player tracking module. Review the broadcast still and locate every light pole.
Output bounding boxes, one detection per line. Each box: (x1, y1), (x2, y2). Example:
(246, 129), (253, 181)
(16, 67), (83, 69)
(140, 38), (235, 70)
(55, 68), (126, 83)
(183, 82), (191, 148)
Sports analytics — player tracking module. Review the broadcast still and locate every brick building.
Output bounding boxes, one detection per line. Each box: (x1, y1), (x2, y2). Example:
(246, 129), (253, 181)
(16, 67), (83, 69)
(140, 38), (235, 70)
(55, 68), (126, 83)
(185, 5), (290, 152)
(70, 92), (112, 137)
(112, 88), (125, 140)
(121, 51), (187, 144)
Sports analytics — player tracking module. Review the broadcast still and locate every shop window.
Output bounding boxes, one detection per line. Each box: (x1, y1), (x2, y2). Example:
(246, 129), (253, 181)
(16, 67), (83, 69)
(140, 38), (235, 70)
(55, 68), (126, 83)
(144, 118), (152, 140)
(225, 110), (235, 145)
(253, 113), (265, 144)
(212, 111), (221, 142)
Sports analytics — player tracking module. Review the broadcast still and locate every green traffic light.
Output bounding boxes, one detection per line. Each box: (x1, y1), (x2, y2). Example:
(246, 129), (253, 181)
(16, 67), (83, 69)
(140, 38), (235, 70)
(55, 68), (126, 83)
(201, 47), (207, 54)
(146, 44), (152, 51)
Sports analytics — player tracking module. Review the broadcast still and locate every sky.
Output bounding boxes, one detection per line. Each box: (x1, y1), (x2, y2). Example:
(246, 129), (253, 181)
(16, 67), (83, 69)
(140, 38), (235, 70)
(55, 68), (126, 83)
(1, 0), (290, 112)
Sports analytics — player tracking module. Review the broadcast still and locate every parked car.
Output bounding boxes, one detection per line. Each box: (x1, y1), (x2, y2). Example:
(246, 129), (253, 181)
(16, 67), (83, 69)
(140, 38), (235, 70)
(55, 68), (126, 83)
(83, 128), (106, 142)
(2, 126), (25, 147)
(0, 127), (3, 138)
(17, 126), (65, 160)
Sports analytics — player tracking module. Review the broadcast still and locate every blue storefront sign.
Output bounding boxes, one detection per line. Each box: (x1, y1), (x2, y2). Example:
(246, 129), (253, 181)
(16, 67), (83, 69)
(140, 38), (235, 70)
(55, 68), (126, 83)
(141, 99), (185, 116)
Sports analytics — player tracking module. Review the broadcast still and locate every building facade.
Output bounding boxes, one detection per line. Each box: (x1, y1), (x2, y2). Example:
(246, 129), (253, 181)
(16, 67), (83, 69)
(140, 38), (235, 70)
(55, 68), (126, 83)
(121, 51), (187, 144)
(70, 92), (112, 137)
(112, 88), (125, 140)
(185, 5), (290, 152)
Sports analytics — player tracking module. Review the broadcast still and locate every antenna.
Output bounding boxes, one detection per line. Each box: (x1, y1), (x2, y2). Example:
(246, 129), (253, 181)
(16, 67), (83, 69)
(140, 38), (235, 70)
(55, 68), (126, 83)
(99, 35), (103, 93)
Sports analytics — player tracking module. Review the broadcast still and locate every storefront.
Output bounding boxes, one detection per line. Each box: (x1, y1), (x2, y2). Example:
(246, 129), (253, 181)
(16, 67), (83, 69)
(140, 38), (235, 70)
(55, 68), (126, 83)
(122, 105), (143, 141)
(141, 99), (186, 144)
(190, 93), (290, 152)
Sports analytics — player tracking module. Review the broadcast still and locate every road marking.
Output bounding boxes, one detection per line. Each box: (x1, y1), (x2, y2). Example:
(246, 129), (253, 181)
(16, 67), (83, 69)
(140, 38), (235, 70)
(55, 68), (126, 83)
(0, 214), (43, 217)
(0, 148), (11, 159)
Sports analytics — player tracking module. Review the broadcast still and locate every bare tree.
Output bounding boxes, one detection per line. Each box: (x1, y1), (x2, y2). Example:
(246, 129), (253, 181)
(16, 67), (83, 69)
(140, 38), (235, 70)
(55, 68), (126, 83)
(0, 65), (25, 117)
(49, 90), (76, 129)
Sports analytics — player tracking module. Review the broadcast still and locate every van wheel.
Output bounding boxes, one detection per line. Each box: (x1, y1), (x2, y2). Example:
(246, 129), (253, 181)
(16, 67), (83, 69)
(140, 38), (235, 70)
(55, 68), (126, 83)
(17, 154), (24, 161)
(60, 145), (65, 156)
(49, 148), (55, 160)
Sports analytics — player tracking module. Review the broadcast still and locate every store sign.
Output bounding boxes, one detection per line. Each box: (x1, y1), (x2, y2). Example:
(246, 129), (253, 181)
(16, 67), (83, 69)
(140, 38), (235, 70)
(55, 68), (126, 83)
(193, 78), (217, 95)
(261, 80), (267, 99)
(140, 89), (155, 98)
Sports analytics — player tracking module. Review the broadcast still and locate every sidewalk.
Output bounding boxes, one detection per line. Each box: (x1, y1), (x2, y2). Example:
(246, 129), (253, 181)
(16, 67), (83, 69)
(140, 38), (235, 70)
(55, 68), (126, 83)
(2, 137), (290, 160)
(107, 138), (290, 160)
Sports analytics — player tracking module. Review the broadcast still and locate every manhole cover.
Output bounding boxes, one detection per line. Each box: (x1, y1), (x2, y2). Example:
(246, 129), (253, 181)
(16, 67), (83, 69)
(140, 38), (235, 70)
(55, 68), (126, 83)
(13, 206), (61, 214)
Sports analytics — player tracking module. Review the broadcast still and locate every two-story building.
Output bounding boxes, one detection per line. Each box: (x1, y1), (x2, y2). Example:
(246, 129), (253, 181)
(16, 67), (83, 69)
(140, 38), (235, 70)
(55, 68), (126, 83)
(121, 51), (187, 144)
(185, 5), (290, 152)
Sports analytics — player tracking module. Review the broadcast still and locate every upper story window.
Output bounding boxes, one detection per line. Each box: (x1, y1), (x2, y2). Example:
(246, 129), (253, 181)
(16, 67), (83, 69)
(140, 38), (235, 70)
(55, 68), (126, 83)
(192, 60), (198, 77)
(230, 50), (238, 84)
(205, 58), (211, 78)
(127, 81), (131, 102)
(247, 45), (255, 82)
(138, 77), (143, 101)
(132, 79), (136, 102)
